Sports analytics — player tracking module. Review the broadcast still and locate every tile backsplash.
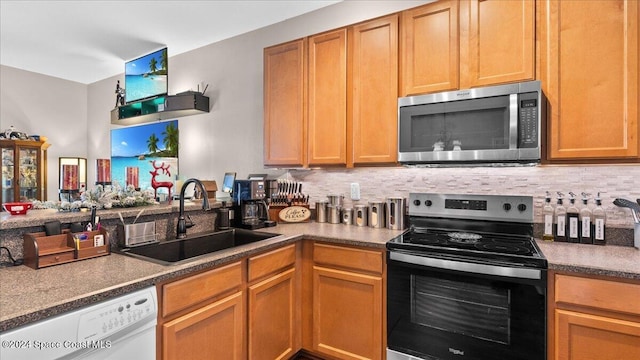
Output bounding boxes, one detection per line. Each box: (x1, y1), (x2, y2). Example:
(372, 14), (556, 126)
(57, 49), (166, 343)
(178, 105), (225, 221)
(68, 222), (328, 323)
(290, 164), (640, 228)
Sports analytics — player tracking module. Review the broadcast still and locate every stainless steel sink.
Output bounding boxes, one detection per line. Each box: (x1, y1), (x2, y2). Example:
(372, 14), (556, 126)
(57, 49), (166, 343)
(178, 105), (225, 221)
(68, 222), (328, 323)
(120, 228), (279, 265)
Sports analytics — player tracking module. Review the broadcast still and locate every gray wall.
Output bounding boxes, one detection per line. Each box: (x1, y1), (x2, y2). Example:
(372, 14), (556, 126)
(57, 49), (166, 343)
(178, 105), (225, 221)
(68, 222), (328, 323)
(1, 65), (88, 200)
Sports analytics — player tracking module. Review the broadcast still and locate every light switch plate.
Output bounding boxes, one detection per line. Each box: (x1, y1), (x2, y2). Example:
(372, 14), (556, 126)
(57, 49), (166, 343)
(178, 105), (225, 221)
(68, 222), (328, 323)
(350, 183), (360, 200)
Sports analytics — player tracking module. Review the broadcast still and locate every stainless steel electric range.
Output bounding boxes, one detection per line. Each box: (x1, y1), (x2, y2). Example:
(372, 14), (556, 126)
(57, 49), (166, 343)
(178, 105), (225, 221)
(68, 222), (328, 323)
(387, 193), (547, 360)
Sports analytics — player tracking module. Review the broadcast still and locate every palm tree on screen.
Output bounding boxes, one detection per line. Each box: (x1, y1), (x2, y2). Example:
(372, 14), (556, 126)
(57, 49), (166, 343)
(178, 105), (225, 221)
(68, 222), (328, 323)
(162, 123), (179, 157)
(147, 133), (159, 155)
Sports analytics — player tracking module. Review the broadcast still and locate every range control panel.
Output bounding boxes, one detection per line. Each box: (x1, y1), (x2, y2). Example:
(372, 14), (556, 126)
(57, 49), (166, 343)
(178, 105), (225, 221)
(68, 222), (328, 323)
(409, 193), (534, 223)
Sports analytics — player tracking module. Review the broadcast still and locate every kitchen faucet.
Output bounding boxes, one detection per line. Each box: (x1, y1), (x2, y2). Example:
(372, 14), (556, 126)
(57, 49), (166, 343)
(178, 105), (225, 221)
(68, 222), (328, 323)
(177, 178), (210, 239)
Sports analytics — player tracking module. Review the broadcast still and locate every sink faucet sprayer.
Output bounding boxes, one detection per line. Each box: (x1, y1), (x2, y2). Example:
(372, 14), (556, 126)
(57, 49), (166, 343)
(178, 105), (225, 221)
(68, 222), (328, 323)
(177, 178), (210, 239)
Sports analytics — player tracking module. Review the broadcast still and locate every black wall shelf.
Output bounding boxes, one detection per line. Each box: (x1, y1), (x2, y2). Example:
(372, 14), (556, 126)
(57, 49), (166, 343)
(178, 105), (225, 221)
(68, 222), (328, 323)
(110, 92), (210, 126)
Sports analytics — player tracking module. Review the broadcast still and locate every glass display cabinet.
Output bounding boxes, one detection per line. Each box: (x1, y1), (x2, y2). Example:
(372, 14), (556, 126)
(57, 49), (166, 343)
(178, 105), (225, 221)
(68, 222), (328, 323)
(1, 139), (49, 205)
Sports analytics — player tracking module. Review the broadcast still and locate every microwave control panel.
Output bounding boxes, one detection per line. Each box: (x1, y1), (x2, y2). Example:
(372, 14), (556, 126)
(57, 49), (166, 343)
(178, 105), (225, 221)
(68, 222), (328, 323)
(518, 92), (539, 148)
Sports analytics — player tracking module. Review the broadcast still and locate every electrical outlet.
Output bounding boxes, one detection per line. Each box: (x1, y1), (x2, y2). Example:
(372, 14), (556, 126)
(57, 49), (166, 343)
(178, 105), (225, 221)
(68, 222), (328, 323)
(350, 183), (360, 200)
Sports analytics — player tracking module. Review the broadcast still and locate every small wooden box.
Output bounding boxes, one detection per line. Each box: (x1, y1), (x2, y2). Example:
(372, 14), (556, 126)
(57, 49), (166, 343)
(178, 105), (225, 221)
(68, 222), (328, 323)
(200, 180), (218, 201)
(23, 228), (110, 269)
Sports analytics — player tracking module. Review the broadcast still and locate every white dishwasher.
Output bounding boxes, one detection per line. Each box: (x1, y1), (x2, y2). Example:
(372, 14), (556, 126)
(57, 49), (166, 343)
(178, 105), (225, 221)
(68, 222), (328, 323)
(0, 286), (157, 360)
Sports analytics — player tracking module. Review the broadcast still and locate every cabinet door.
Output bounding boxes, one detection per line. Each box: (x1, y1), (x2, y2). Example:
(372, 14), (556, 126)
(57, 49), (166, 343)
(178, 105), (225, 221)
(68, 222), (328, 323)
(1, 146), (15, 203)
(308, 29), (347, 166)
(555, 309), (640, 360)
(312, 266), (383, 360)
(248, 268), (298, 360)
(541, 0), (639, 160)
(400, 0), (459, 96)
(162, 291), (244, 360)
(264, 39), (307, 167)
(460, 0), (535, 88)
(350, 14), (399, 166)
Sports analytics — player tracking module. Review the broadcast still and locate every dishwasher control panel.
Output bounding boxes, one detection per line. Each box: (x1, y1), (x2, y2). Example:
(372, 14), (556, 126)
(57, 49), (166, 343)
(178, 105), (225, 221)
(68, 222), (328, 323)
(78, 287), (157, 341)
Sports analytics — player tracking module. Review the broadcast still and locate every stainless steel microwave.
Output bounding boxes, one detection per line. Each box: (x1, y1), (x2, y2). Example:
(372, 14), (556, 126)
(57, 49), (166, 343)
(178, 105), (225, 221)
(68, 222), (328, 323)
(398, 81), (545, 165)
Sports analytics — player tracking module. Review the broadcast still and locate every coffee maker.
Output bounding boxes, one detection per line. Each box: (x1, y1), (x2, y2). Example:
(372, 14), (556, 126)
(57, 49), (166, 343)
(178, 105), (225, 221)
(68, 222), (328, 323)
(232, 180), (272, 229)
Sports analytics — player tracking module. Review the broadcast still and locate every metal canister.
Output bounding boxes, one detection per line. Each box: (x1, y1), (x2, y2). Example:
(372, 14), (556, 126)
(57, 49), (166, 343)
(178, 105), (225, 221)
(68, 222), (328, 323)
(327, 204), (342, 224)
(386, 197), (406, 230)
(368, 201), (386, 228)
(342, 208), (353, 225)
(354, 204), (368, 227)
(327, 194), (344, 206)
(316, 201), (328, 223)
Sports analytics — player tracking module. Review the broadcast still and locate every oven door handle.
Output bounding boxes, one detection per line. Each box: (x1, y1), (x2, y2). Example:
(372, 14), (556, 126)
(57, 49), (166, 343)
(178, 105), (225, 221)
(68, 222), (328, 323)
(389, 251), (542, 280)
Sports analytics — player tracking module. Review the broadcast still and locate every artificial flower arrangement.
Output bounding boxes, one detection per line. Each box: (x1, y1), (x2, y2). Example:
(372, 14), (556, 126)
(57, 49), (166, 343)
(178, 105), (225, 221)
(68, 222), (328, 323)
(31, 182), (158, 211)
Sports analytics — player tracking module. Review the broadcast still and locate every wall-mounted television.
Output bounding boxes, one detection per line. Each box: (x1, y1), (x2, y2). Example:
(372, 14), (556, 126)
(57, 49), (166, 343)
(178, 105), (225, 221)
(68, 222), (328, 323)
(125, 47), (168, 103)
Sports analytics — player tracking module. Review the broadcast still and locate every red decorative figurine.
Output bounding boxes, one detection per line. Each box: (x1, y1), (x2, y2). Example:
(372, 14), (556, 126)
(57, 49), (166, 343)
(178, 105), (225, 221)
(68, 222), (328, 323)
(149, 160), (174, 202)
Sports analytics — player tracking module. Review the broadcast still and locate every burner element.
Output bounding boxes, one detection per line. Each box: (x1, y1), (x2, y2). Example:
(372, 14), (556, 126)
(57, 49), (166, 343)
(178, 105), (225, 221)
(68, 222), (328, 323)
(474, 240), (532, 256)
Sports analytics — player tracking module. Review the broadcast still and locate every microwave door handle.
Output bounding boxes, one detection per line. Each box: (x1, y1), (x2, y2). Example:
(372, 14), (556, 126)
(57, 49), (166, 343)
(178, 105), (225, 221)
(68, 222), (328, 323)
(509, 93), (518, 149)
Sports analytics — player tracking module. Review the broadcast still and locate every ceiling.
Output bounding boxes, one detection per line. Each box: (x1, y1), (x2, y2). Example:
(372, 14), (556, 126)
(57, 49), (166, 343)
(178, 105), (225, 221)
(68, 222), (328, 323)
(0, 0), (341, 84)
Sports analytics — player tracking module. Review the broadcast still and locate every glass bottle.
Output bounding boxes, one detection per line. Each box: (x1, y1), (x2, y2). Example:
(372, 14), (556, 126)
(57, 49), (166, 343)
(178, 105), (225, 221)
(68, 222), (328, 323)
(555, 192), (567, 242)
(579, 192), (593, 244)
(592, 192), (606, 245)
(567, 192), (580, 243)
(542, 191), (555, 241)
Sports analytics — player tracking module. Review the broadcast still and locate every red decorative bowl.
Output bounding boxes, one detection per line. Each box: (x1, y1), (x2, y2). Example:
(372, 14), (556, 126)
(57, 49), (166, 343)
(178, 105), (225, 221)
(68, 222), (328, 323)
(3, 202), (33, 215)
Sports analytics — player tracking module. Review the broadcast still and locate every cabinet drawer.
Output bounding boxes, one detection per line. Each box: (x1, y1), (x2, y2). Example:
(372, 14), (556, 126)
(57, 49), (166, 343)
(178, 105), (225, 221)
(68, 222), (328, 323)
(162, 261), (242, 317)
(248, 244), (296, 283)
(555, 274), (640, 316)
(313, 243), (383, 274)
(38, 251), (75, 267)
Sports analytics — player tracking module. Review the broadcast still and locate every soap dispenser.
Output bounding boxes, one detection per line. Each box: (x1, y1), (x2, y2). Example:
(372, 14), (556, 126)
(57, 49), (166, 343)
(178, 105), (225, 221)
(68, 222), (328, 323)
(567, 192), (580, 243)
(592, 193), (606, 245)
(579, 192), (593, 244)
(542, 192), (555, 242)
(555, 192), (567, 242)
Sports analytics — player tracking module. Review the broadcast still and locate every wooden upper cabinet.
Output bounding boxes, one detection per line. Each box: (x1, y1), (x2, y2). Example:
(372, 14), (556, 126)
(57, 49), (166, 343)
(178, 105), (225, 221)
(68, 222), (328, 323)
(400, 0), (459, 96)
(308, 29), (347, 166)
(460, 0), (535, 88)
(349, 14), (399, 165)
(400, 0), (535, 96)
(264, 39), (307, 167)
(540, 0), (639, 160)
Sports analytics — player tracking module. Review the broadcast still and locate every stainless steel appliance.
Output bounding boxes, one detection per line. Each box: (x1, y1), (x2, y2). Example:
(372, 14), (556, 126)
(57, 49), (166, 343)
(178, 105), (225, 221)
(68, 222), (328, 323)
(0, 287), (157, 360)
(398, 81), (545, 164)
(387, 193), (547, 360)
(232, 179), (266, 202)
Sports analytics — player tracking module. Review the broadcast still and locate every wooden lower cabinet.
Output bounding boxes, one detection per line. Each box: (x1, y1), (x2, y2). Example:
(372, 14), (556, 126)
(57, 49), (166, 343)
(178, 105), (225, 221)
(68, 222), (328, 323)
(549, 272), (640, 360)
(247, 244), (300, 360)
(158, 261), (245, 360)
(305, 242), (385, 360)
(159, 241), (386, 360)
(162, 291), (244, 360)
(312, 266), (383, 360)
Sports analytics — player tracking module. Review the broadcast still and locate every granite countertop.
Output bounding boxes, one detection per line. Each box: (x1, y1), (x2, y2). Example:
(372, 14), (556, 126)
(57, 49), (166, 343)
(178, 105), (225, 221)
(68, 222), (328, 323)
(0, 222), (402, 332)
(2, 222), (639, 333)
(536, 240), (640, 280)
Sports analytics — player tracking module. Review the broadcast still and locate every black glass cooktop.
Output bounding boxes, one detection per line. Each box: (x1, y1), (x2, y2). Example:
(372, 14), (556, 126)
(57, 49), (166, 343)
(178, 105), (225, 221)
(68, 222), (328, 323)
(387, 218), (547, 269)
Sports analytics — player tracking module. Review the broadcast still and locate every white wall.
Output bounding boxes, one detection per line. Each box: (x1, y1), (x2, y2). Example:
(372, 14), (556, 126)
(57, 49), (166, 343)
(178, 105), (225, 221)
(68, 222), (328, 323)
(0, 65), (88, 200)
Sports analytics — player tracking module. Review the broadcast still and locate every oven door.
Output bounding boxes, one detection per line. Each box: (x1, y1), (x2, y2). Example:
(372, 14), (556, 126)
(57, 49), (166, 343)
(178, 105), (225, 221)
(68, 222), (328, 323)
(387, 250), (546, 360)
